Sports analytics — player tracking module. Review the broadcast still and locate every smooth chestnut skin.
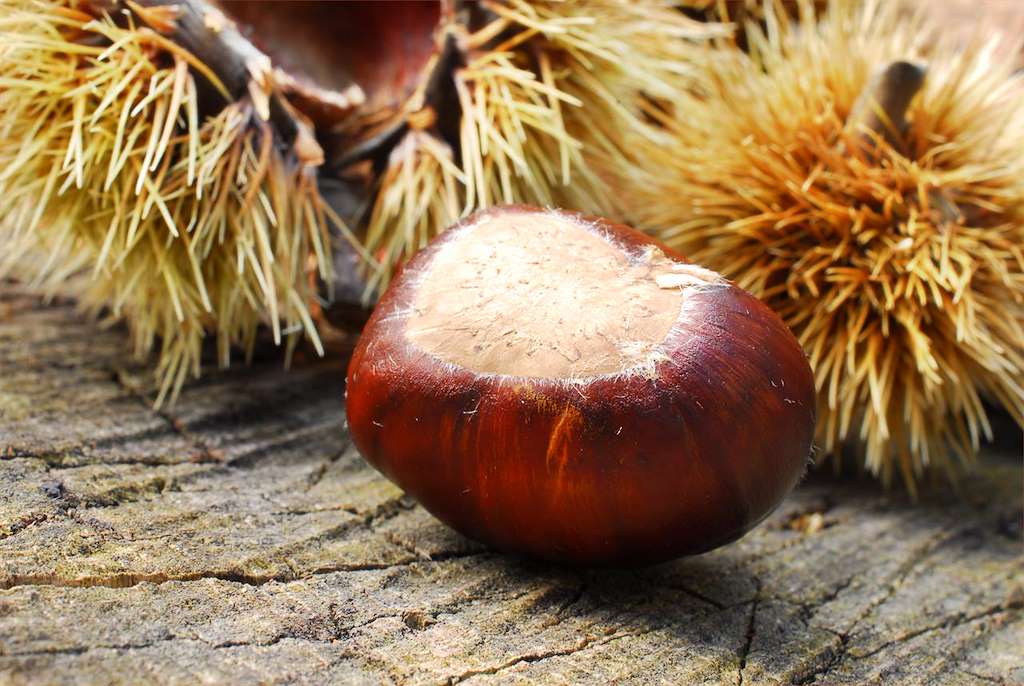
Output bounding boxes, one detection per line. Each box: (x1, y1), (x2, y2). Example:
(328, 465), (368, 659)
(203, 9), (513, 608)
(346, 206), (815, 566)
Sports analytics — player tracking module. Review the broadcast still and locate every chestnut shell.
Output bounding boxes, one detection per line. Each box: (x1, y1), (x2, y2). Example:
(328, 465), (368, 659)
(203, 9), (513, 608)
(346, 206), (815, 566)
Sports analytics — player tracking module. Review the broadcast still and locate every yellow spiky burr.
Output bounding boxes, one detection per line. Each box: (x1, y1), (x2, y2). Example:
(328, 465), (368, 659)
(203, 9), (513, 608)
(0, 0), (725, 403)
(624, 0), (1024, 490)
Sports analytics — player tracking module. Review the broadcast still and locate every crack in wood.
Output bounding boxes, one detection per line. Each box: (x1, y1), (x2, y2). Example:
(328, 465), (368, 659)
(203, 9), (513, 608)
(383, 530), (437, 562)
(303, 447), (348, 492)
(790, 529), (955, 684)
(0, 511), (52, 542)
(443, 628), (654, 684)
(736, 578), (761, 686)
(763, 572), (859, 627)
(41, 455), (192, 470)
(1, 631), (357, 659)
(667, 582), (729, 610)
(0, 550), (492, 592)
(304, 550), (490, 581)
(959, 667), (1010, 685)
(555, 581), (587, 619)
(224, 423), (340, 469)
(849, 603), (1024, 661)
(112, 369), (223, 464)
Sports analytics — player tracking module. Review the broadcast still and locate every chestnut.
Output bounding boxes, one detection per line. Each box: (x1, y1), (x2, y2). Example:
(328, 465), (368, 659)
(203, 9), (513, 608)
(345, 206), (815, 565)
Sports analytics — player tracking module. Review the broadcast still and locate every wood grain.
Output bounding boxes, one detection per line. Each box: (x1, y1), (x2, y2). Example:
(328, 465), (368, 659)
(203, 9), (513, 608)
(0, 284), (1021, 685)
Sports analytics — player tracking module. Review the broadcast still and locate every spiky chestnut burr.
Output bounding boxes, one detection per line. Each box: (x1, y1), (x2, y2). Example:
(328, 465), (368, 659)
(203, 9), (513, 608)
(623, 1), (1024, 490)
(0, 0), (340, 405)
(0, 0), (724, 403)
(345, 206), (815, 565)
(239, 0), (729, 293)
(679, 0), (829, 52)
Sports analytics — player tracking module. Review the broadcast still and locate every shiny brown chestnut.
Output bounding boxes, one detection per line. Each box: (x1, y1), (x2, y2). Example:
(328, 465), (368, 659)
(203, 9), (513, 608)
(345, 205), (815, 566)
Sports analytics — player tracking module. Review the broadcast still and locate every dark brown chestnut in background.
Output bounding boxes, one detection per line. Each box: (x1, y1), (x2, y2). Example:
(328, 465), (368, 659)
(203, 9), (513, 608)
(346, 206), (815, 566)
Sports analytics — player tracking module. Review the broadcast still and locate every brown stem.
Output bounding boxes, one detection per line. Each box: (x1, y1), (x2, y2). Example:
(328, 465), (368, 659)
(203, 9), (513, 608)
(125, 0), (376, 326)
(846, 60), (927, 153)
(120, 0), (303, 145)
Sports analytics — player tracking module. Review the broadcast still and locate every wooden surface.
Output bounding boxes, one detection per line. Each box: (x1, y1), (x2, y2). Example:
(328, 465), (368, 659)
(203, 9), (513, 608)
(0, 284), (1021, 685)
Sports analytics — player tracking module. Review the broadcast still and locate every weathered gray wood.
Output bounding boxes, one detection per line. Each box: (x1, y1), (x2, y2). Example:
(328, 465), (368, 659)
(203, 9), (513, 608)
(0, 284), (1021, 686)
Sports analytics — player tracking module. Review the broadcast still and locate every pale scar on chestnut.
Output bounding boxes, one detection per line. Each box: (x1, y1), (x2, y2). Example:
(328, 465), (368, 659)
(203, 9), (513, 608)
(406, 211), (719, 380)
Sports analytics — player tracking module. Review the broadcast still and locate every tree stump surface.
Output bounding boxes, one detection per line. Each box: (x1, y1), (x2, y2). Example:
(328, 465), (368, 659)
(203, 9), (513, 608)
(0, 285), (1021, 685)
